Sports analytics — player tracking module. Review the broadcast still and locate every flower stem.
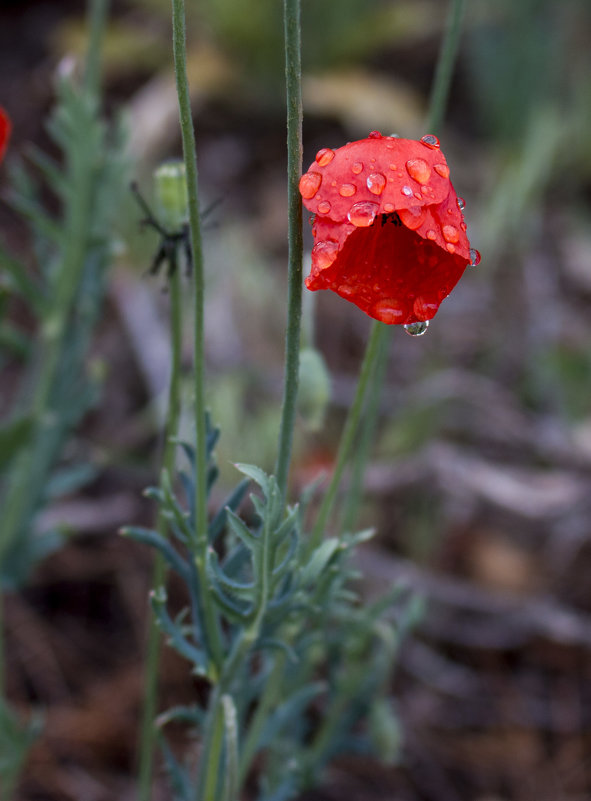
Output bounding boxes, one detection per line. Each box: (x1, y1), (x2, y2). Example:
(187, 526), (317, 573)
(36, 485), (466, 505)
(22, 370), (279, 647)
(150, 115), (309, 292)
(340, 326), (390, 534)
(170, 0), (222, 670)
(137, 266), (183, 801)
(426, 0), (467, 134)
(309, 321), (387, 551)
(274, 0), (303, 502)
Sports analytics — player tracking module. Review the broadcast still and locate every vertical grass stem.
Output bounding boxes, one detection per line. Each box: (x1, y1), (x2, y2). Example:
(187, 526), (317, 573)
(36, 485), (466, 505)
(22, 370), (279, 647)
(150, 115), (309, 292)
(170, 0), (222, 670)
(137, 266), (183, 801)
(275, 0), (303, 502)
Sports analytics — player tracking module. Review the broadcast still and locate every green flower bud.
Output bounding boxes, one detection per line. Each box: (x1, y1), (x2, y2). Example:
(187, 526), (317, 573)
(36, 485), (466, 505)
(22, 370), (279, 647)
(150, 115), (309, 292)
(154, 160), (188, 231)
(297, 347), (331, 431)
(369, 698), (402, 765)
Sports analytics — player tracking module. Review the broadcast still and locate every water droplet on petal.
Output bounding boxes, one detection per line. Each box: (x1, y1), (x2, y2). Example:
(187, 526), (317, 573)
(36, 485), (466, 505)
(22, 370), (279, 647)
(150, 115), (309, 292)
(315, 148), (335, 167)
(420, 134), (440, 149)
(347, 201), (379, 227)
(339, 183), (356, 197)
(299, 171), (322, 199)
(398, 206), (426, 230)
(434, 163), (450, 179)
(312, 240), (338, 270)
(367, 172), (386, 195)
(413, 296), (439, 320)
(352, 162), (363, 174)
(383, 202), (395, 213)
(442, 225), (460, 243)
(469, 248), (481, 266)
(389, 133), (400, 138)
(374, 298), (406, 324)
(460, 221), (467, 232)
(369, 131), (382, 139)
(404, 320), (429, 336)
(406, 158), (431, 184)
(456, 196), (466, 212)
(402, 185), (413, 197)
(317, 200), (331, 214)
(446, 243), (456, 253)
(426, 229), (437, 240)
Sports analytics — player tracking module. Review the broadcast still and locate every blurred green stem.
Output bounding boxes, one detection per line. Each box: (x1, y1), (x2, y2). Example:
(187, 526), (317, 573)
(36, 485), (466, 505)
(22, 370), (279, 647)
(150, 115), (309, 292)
(238, 652), (286, 782)
(275, 0), (303, 502)
(328, 0), (467, 542)
(340, 326), (390, 533)
(309, 322), (387, 551)
(171, 0), (222, 671)
(427, 0), (466, 134)
(137, 265), (183, 801)
(0, 594), (4, 700)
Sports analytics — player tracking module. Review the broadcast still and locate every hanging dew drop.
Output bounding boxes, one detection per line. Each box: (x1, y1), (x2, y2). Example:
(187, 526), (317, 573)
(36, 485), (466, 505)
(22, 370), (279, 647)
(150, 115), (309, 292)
(404, 321), (429, 337)
(420, 134), (440, 149)
(469, 247), (481, 266)
(457, 196), (466, 212)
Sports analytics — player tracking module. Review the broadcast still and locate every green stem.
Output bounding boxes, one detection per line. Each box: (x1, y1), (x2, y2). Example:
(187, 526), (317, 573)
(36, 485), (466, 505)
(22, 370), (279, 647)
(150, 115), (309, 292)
(274, 0), (303, 502)
(0, 593), (4, 700)
(426, 0), (467, 134)
(137, 267), (183, 801)
(309, 322), (386, 550)
(238, 653), (286, 782)
(170, 0), (222, 671)
(340, 327), (390, 534)
(202, 692), (226, 801)
(198, 502), (274, 799)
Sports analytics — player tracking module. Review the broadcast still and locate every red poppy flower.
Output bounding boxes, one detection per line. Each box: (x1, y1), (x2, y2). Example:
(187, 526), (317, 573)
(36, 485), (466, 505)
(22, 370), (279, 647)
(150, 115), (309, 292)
(0, 107), (11, 164)
(299, 131), (479, 329)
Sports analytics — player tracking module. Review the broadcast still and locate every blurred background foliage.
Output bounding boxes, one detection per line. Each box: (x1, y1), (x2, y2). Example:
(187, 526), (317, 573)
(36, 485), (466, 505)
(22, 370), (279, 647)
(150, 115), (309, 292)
(2, 0), (591, 798)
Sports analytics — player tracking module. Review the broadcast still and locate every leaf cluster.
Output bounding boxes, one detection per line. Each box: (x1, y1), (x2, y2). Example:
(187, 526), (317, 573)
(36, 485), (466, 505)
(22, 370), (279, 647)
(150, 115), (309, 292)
(0, 74), (128, 588)
(125, 419), (419, 800)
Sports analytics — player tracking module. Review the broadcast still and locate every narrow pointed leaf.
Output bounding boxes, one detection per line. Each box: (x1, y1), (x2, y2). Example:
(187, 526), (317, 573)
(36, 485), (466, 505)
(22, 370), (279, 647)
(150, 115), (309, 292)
(208, 478), (250, 541)
(234, 462), (270, 497)
(301, 538), (340, 584)
(121, 527), (189, 578)
(150, 590), (207, 671)
(226, 508), (259, 550)
(206, 548), (255, 599)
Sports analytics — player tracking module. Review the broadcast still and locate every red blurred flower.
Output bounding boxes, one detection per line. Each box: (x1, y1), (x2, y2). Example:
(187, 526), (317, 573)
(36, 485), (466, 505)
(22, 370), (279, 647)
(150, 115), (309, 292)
(0, 107), (11, 164)
(299, 131), (479, 327)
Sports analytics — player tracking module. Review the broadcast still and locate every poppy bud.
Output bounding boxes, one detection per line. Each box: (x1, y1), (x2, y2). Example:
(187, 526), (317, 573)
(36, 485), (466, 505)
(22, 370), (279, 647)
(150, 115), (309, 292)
(299, 131), (479, 327)
(154, 160), (188, 231)
(297, 347), (331, 431)
(369, 698), (402, 765)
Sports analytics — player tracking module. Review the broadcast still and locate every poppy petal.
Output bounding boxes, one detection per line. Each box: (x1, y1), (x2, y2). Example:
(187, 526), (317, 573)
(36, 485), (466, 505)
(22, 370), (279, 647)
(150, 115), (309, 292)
(300, 131), (475, 325)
